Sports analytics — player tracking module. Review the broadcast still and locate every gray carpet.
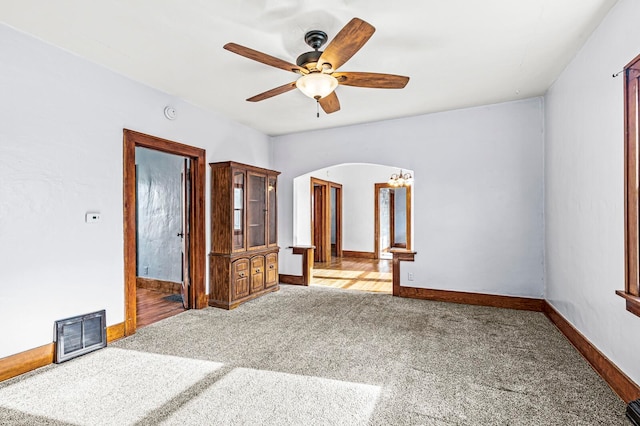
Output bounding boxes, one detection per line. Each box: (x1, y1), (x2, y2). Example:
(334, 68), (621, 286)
(0, 285), (628, 425)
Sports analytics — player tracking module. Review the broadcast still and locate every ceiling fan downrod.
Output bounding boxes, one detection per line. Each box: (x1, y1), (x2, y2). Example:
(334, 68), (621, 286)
(297, 30), (329, 70)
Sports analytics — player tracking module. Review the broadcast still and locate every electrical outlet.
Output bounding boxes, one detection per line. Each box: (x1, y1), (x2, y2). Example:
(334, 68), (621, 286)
(408, 272), (414, 281)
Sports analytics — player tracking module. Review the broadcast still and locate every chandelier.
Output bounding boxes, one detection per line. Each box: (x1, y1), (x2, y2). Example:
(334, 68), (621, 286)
(388, 169), (413, 187)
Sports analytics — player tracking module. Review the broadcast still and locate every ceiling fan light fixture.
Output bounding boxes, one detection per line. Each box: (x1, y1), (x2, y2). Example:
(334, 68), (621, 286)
(296, 72), (338, 100)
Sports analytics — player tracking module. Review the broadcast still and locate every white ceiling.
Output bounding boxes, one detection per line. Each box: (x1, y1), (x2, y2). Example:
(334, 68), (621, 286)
(0, 0), (618, 136)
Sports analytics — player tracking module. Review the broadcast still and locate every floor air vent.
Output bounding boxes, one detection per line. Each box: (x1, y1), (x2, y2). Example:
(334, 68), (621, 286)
(54, 310), (106, 363)
(628, 399), (640, 426)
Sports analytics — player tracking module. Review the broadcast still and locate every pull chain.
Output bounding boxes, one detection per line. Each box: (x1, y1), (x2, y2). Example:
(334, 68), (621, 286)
(316, 100), (320, 118)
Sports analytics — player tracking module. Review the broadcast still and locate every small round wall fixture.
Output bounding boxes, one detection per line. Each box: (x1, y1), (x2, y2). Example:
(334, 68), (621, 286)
(164, 106), (177, 120)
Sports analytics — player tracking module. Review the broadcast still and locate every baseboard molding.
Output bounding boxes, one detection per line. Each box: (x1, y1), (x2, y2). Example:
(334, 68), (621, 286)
(106, 321), (126, 343)
(398, 285), (545, 311)
(544, 302), (640, 403)
(342, 250), (376, 259)
(0, 343), (54, 382)
(279, 274), (305, 285)
(0, 321), (126, 383)
(136, 277), (181, 294)
(399, 287), (640, 402)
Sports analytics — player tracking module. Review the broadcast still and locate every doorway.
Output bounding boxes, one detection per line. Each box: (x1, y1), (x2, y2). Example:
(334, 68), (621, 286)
(295, 164), (413, 295)
(309, 176), (392, 293)
(123, 130), (206, 336)
(374, 183), (412, 260)
(310, 177), (342, 262)
(135, 148), (190, 327)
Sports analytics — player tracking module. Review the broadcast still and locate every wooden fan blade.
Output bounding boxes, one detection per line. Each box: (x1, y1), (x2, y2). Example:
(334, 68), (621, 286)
(333, 72), (409, 89)
(247, 82), (297, 102)
(319, 91), (340, 114)
(317, 18), (375, 71)
(224, 43), (307, 74)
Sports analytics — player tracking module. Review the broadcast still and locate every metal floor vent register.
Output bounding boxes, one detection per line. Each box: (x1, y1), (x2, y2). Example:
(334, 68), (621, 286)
(54, 310), (106, 363)
(628, 399), (640, 426)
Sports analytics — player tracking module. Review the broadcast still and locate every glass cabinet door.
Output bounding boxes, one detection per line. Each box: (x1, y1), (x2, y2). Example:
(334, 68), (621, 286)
(232, 171), (245, 251)
(247, 172), (266, 248)
(268, 176), (277, 246)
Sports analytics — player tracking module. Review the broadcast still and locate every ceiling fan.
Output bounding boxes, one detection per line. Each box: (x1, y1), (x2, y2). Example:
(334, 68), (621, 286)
(223, 17), (410, 116)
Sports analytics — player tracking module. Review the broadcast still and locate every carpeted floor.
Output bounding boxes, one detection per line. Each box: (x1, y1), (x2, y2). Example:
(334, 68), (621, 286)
(0, 285), (629, 425)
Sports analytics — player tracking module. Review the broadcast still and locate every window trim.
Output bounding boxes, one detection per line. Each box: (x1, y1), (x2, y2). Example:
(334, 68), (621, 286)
(620, 53), (640, 317)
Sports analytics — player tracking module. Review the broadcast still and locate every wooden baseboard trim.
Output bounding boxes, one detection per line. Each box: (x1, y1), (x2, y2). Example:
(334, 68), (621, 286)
(136, 277), (181, 294)
(398, 286), (545, 311)
(107, 322), (126, 343)
(544, 302), (640, 402)
(0, 321), (127, 382)
(342, 250), (376, 259)
(0, 343), (54, 382)
(279, 274), (305, 285)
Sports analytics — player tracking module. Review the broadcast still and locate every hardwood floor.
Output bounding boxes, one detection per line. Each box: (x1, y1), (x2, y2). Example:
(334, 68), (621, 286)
(136, 287), (185, 328)
(311, 257), (392, 294)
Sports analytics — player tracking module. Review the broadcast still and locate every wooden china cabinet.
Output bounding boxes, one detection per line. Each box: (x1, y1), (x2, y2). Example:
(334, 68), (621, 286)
(209, 161), (280, 309)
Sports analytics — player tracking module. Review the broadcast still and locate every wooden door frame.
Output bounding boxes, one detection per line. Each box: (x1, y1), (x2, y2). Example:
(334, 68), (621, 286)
(310, 177), (342, 262)
(123, 129), (206, 336)
(374, 183), (412, 259)
(311, 179), (329, 262)
(330, 184), (343, 258)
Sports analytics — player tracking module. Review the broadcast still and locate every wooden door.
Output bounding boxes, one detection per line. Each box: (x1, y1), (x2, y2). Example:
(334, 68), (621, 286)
(310, 179), (333, 263)
(232, 258), (250, 299)
(180, 158), (192, 309)
(250, 255), (265, 293)
(313, 184), (326, 262)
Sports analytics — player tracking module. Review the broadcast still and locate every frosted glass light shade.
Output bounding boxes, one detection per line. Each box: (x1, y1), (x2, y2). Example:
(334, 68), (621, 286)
(296, 73), (338, 99)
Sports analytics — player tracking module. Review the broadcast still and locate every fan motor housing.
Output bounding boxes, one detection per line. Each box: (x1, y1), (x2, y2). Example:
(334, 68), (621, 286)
(296, 50), (323, 69)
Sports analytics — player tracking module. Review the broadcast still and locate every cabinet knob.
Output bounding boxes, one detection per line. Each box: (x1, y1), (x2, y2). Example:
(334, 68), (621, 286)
(239, 272), (245, 277)
(269, 265), (274, 269)
(256, 268), (261, 272)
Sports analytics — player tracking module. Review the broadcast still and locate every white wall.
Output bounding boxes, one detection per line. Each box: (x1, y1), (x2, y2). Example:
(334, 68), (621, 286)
(273, 98), (544, 297)
(0, 23), (270, 358)
(544, 0), (640, 386)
